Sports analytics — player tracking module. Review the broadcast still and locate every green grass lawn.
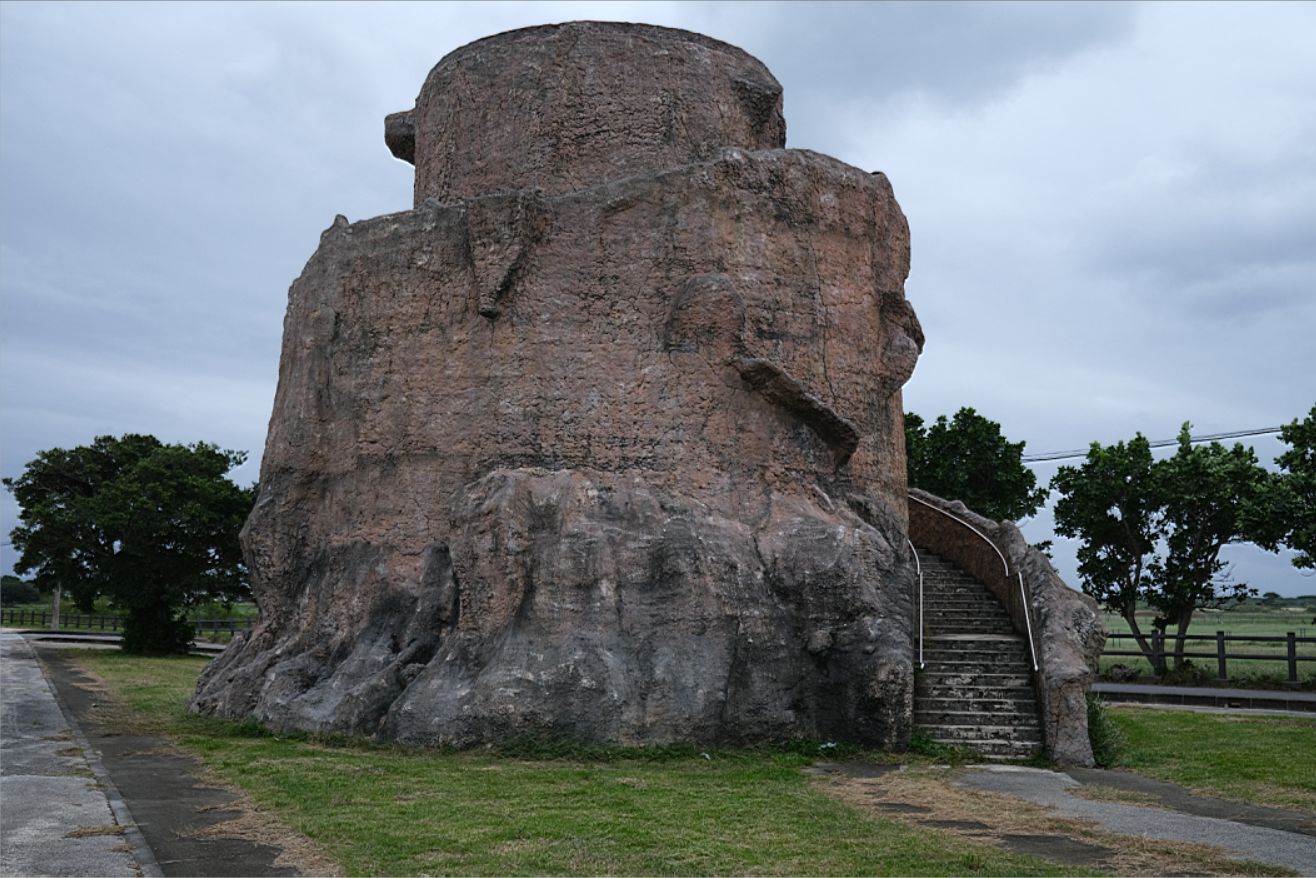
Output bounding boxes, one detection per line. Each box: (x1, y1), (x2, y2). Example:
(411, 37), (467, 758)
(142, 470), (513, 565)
(72, 652), (1080, 877)
(1108, 706), (1316, 813)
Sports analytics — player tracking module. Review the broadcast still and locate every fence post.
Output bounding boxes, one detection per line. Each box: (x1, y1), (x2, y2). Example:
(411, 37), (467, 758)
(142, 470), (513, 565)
(1217, 630), (1227, 681)
(1288, 632), (1299, 684)
(1152, 630), (1165, 676)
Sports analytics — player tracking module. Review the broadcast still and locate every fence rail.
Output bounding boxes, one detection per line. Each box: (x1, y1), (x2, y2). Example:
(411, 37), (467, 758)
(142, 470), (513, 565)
(1103, 630), (1316, 682)
(0, 608), (254, 635)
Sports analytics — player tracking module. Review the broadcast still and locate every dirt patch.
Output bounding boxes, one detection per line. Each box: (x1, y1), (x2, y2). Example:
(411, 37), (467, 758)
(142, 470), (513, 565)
(814, 765), (1293, 876)
(64, 824), (124, 839)
(189, 795), (343, 878)
(1072, 783), (1169, 809)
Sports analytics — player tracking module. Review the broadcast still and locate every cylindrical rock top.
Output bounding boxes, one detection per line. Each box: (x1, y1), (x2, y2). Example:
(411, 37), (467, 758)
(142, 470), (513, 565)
(386, 21), (787, 205)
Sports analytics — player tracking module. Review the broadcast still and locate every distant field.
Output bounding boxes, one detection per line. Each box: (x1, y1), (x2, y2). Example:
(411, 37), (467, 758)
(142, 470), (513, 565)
(1100, 606), (1316, 684)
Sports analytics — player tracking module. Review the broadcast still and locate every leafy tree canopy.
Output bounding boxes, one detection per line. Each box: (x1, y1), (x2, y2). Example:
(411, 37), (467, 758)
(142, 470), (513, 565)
(3, 434), (255, 654)
(905, 407), (1047, 522)
(1275, 404), (1316, 570)
(1051, 423), (1282, 672)
(1, 574), (41, 605)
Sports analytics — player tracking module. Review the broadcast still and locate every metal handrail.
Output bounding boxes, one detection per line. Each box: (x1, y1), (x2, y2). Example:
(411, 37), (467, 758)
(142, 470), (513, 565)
(907, 538), (924, 669)
(908, 493), (1039, 672)
(1016, 570), (1038, 673)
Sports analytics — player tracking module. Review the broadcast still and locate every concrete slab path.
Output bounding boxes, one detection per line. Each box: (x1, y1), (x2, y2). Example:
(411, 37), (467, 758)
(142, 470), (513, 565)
(1, 631), (153, 877)
(34, 646), (302, 877)
(959, 764), (1316, 875)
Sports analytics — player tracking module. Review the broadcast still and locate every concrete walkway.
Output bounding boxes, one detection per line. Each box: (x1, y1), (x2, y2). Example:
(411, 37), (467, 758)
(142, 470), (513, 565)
(0, 631), (155, 877)
(959, 764), (1316, 875)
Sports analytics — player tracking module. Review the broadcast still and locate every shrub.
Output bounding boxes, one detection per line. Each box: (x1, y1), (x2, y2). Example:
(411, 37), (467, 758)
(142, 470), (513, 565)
(1, 576), (41, 605)
(1086, 693), (1125, 768)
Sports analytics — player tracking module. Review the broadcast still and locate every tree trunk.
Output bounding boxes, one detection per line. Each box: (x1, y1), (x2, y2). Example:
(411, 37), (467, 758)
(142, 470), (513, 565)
(1172, 605), (1196, 670)
(1123, 608), (1163, 675)
(51, 585), (61, 631)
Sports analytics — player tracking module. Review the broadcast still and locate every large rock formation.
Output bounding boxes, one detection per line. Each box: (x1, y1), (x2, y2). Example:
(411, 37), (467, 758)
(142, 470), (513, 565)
(193, 22), (924, 748)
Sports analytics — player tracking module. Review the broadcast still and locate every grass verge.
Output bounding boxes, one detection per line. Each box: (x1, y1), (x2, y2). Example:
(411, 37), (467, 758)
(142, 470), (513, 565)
(1109, 705), (1316, 812)
(70, 652), (1078, 877)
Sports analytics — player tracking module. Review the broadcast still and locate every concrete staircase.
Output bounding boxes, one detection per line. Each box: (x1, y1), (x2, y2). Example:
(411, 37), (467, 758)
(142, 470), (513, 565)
(913, 548), (1043, 759)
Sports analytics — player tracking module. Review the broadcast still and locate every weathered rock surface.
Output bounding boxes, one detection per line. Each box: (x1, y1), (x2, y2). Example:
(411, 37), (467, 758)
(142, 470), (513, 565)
(386, 21), (788, 205)
(193, 22), (923, 748)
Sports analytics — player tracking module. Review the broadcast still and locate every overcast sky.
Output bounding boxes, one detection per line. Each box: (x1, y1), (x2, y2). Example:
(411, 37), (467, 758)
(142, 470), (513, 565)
(2, 1), (1313, 597)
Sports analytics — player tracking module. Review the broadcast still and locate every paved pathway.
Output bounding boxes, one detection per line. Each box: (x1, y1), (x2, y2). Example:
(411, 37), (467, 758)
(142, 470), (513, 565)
(0, 631), (153, 877)
(959, 764), (1316, 875)
(35, 645), (302, 877)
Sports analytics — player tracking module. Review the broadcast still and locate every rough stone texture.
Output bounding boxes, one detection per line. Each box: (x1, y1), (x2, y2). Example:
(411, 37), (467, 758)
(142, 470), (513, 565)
(193, 22), (923, 748)
(387, 22), (788, 205)
(908, 489), (1106, 767)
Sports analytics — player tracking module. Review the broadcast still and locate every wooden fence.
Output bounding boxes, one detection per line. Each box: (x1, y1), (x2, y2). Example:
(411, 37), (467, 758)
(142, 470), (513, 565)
(1103, 630), (1316, 682)
(0, 608), (254, 634)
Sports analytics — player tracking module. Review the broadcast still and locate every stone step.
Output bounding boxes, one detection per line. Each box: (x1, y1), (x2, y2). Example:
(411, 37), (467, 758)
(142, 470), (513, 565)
(924, 736), (1043, 759)
(916, 685), (1036, 703)
(923, 611), (1004, 621)
(921, 723), (1042, 743)
(923, 594), (1001, 605)
(919, 658), (1031, 672)
(921, 640), (1030, 653)
(915, 697), (1038, 715)
(922, 588), (1002, 599)
(922, 576), (995, 585)
(923, 605), (1005, 616)
(925, 610), (1011, 622)
(921, 661), (1035, 676)
(923, 589), (1000, 600)
(915, 709), (1040, 728)
(926, 624), (1019, 637)
(920, 669), (1033, 685)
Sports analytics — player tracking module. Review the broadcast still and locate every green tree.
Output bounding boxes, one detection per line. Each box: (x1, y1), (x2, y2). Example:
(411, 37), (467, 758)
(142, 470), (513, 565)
(1051, 424), (1283, 672)
(1275, 404), (1316, 569)
(1, 574), (41, 605)
(905, 407), (1047, 521)
(1154, 425), (1284, 665)
(3, 434), (254, 654)
(1051, 434), (1162, 663)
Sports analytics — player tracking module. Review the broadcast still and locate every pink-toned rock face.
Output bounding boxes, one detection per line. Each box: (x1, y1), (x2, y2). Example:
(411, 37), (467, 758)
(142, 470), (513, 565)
(387, 22), (787, 204)
(194, 23), (924, 748)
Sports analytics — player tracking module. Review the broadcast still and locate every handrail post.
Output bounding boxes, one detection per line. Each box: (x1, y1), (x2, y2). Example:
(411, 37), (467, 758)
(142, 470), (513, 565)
(907, 539), (924, 670)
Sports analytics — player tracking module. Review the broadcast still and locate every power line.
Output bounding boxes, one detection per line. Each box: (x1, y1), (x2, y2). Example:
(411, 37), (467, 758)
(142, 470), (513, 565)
(1021, 426), (1283, 464)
